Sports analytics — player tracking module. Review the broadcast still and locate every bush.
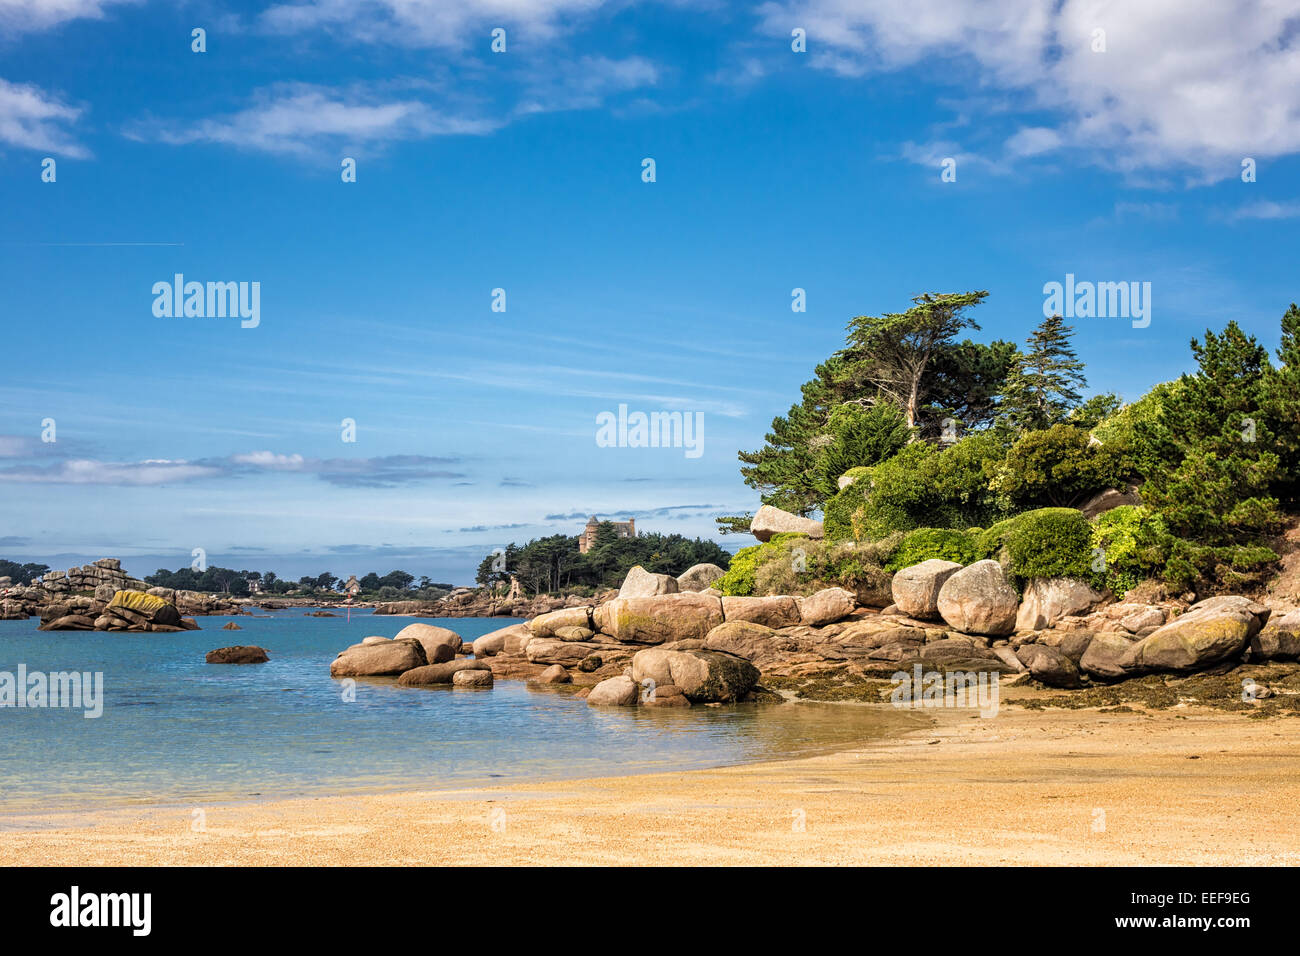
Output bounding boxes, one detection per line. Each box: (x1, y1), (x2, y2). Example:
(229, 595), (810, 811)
(989, 423), (1132, 510)
(1091, 505), (1171, 597)
(714, 534), (899, 598)
(1004, 508), (1094, 583)
(713, 543), (779, 596)
(885, 528), (979, 571)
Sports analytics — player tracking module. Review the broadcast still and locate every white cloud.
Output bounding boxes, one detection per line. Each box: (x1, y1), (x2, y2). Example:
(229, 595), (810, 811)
(759, 0), (1300, 179)
(259, 0), (611, 47)
(515, 55), (659, 114)
(0, 0), (135, 33)
(0, 77), (88, 157)
(1226, 199), (1300, 221)
(127, 84), (500, 155)
(0, 458), (219, 485)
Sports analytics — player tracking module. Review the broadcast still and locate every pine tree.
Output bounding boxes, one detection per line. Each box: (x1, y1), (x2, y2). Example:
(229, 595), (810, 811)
(999, 314), (1088, 431)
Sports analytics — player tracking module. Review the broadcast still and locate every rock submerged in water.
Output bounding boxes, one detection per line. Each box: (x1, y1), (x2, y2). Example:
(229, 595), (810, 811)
(221, 622), (242, 630)
(396, 658), (490, 686)
(631, 646), (760, 703)
(587, 675), (639, 706)
(206, 645), (269, 664)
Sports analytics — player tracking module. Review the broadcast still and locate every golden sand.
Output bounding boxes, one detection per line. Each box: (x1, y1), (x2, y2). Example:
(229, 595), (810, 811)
(4, 703), (1297, 866)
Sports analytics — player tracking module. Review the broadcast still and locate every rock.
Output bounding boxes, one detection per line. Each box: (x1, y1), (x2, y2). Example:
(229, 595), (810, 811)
(797, 587), (858, 626)
(631, 647), (759, 703)
(221, 621), (242, 630)
(396, 659), (491, 686)
(578, 655), (603, 672)
(891, 560), (963, 620)
(554, 625), (595, 641)
(39, 614), (96, 631)
(597, 593), (725, 645)
(361, 635), (390, 645)
(526, 639), (603, 666)
(528, 607), (592, 638)
(703, 620), (791, 666)
(1015, 644), (1082, 688)
(100, 589), (185, 630)
(497, 623), (536, 656)
(1035, 630), (1094, 664)
(1015, 578), (1107, 631)
(393, 623), (463, 659)
(587, 675), (639, 706)
(721, 595), (801, 628)
(330, 640), (427, 677)
(472, 630), (510, 657)
(93, 583), (118, 603)
(1119, 596), (1270, 673)
(532, 664), (572, 684)
(206, 645), (269, 664)
(1118, 606), (1166, 633)
(676, 563), (726, 592)
(453, 669), (494, 688)
(991, 644), (1028, 672)
(749, 505), (824, 543)
(936, 560), (1019, 637)
(1078, 485), (1142, 520)
(1079, 632), (1139, 680)
(1249, 609), (1300, 661)
(618, 565), (680, 598)
(643, 687), (691, 707)
(834, 617), (929, 650)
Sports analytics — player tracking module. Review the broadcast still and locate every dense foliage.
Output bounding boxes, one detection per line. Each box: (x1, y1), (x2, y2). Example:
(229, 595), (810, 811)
(476, 522), (731, 595)
(0, 560), (50, 586)
(733, 293), (1300, 597)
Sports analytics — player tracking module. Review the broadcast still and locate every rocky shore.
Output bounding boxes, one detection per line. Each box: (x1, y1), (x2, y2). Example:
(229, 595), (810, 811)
(328, 557), (1300, 712)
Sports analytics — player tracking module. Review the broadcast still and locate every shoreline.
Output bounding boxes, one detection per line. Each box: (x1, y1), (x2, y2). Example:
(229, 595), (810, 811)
(5, 702), (1298, 866)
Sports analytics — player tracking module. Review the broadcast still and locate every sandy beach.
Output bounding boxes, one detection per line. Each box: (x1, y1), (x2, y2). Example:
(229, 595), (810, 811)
(4, 698), (1297, 866)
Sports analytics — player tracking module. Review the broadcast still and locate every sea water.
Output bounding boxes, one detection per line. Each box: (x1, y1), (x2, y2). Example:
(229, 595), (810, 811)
(0, 608), (913, 813)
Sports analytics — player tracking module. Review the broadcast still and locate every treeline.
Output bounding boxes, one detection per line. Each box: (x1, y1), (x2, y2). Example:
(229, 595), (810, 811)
(143, 566), (455, 599)
(476, 523), (731, 594)
(728, 292), (1300, 593)
(0, 560), (50, 585)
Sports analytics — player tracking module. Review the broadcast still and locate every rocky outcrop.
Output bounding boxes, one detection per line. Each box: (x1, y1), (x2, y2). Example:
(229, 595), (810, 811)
(936, 561), (1019, 637)
(393, 623), (463, 660)
(1119, 596), (1270, 673)
(396, 659), (491, 686)
(1249, 609), (1300, 661)
(587, 675), (639, 706)
(891, 560), (962, 620)
(631, 646), (760, 703)
(206, 645), (269, 664)
(676, 563), (726, 592)
(797, 587), (858, 626)
(618, 565), (679, 598)
(330, 638), (427, 677)
(1015, 578), (1107, 631)
(595, 593), (725, 645)
(721, 595), (801, 628)
(749, 505), (824, 542)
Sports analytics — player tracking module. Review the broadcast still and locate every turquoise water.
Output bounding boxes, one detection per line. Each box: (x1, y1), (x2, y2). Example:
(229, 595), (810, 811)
(0, 609), (911, 813)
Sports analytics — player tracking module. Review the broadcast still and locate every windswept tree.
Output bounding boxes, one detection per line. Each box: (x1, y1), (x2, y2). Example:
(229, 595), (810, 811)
(843, 291), (989, 429)
(998, 314), (1088, 431)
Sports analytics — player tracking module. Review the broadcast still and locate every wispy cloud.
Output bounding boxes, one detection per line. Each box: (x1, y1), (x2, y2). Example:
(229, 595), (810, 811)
(1225, 200), (1300, 222)
(0, 0), (136, 34)
(0, 77), (88, 157)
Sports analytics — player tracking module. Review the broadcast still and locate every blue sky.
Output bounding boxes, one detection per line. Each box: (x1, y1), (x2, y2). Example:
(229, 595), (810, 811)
(1, 0), (1298, 583)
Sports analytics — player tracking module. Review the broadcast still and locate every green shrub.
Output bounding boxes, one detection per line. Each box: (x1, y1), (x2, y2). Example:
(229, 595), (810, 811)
(1004, 508), (1094, 583)
(885, 528), (979, 571)
(988, 423), (1133, 510)
(714, 534), (899, 598)
(713, 543), (779, 596)
(1091, 505), (1171, 597)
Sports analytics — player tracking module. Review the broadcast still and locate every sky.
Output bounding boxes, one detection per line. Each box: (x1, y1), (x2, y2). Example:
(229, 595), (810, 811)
(0, 0), (1298, 584)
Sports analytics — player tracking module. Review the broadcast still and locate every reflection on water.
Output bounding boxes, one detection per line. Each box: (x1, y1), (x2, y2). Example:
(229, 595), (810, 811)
(0, 609), (918, 812)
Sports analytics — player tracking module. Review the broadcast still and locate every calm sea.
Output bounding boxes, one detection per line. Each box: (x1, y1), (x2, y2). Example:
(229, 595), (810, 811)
(0, 608), (914, 813)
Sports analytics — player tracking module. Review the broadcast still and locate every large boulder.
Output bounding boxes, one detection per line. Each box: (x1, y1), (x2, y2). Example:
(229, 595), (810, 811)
(631, 647), (759, 703)
(618, 565), (679, 599)
(595, 593), (725, 645)
(797, 587), (858, 626)
(1119, 596), (1270, 673)
(394, 623), (463, 659)
(1249, 609), (1300, 661)
(703, 620), (796, 667)
(39, 614), (97, 631)
(1015, 578), (1107, 631)
(531, 664), (572, 684)
(936, 560), (1019, 636)
(586, 675), (640, 706)
(99, 589), (186, 631)
(396, 659), (491, 686)
(497, 623), (536, 656)
(453, 669), (493, 688)
(1079, 632), (1140, 680)
(206, 645), (270, 664)
(1015, 644), (1082, 688)
(330, 639), (427, 677)
(526, 639), (604, 666)
(891, 560), (963, 620)
(749, 505), (823, 543)
(528, 607), (592, 638)
(676, 563), (726, 592)
(721, 595), (801, 628)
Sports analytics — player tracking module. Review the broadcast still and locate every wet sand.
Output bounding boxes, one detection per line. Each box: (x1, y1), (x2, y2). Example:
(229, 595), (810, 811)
(3, 703), (1297, 866)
